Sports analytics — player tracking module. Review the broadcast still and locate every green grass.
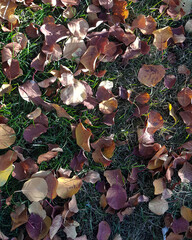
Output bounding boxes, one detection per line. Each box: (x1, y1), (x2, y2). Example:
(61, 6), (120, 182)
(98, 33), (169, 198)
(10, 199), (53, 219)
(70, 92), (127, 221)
(0, 0), (192, 239)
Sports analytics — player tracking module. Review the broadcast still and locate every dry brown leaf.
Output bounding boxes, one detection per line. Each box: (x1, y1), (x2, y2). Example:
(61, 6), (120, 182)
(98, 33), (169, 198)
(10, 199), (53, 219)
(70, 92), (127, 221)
(180, 206), (192, 222)
(68, 18), (89, 39)
(0, 84), (12, 96)
(153, 178), (166, 195)
(178, 162), (192, 183)
(75, 122), (92, 152)
(56, 176), (82, 199)
(178, 87), (192, 107)
(99, 97), (118, 114)
(0, 124), (16, 149)
(11, 204), (28, 231)
(27, 107), (42, 120)
(148, 195), (168, 215)
(22, 177), (48, 202)
(63, 36), (87, 63)
(132, 15), (157, 35)
(138, 64), (165, 87)
(80, 46), (99, 72)
(60, 80), (87, 106)
(153, 26), (173, 50)
(52, 103), (74, 120)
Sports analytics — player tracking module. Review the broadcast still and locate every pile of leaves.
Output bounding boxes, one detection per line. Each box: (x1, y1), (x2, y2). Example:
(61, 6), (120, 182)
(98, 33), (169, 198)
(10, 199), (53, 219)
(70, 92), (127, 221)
(0, 0), (192, 239)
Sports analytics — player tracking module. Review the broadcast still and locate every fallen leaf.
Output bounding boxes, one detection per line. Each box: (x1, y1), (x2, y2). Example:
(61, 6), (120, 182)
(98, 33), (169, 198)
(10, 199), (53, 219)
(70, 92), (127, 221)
(153, 178), (166, 195)
(164, 75), (176, 89)
(168, 103), (178, 123)
(181, 206), (192, 222)
(178, 162), (192, 183)
(27, 107), (42, 120)
(11, 204), (28, 231)
(0, 84), (12, 96)
(153, 26), (173, 50)
(0, 164), (13, 187)
(28, 202), (46, 220)
(0, 124), (16, 149)
(75, 122), (92, 152)
(106, 184), (127, 210)
(56, 176), (82, 199)
(132, 15), (157, 35)
(83, 170), (101, 184)
(22, 177), (48, 202)
(97, 221), (111, 240)
(60, 80), (87, 106)
(64, 220), (79, 239)
(49, 214), (63, 239)
(0, 150), (17, 171)
(99, 97), (118, 114)
(135, 92), (150, 104)
(104, 169), (124, 186)
(149, 196), (168, 215)
(68, 18), (89, 39)
(52, 104), (74, 120)
(171, 217), (189, 234)
(37, 151), (58, 164)
(185, 19), (192, 33)
(178, 65), (190, 76)
(138, 64), (165, 87)
(26, 213), (44, 239)
(80, 46), (99, 72)
(23, 123), (48, 143)
(70, 150), (88, 171)
(112, 0), (129, 23)
(178, 87), (192, 107)
(166, 232), (183, 240)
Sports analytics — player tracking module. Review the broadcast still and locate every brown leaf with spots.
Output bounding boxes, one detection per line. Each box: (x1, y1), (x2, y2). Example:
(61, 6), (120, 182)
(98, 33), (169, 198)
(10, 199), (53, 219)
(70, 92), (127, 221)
(138, 64), (165, 87)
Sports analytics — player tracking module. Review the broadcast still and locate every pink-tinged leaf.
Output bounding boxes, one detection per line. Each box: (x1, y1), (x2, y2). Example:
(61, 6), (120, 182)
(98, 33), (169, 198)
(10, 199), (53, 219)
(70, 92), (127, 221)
(171, 217), (189, 234)
(23, 123), (48, 143)
(18, 80), (41, 102)
(26, 214), (44, 239)
(31, 52), (47, 72)
(69, 195), (79, 213)
(49, 214), (63, 239)
(2, 59), (23, 81)
(37, 151), (58, 164)
(45, 173), (58, 199)
(83, 170), (101, 184)
(0, 150), (17, 171)
(97, 221), (111, 240)
(68, 18), (89, 39)
(106, 184), (127, 210)
(25, 23), (40, 38)
(177, 87), (192, 108)
(103, 111), (116, 126)
(70, 150), (88, 171)
(178, 162), (192, 183)
(80, 46), (99, 72)
(40, 22), (70, 45)
(104, 169), (124, 186)
(164, 75), (176, 89)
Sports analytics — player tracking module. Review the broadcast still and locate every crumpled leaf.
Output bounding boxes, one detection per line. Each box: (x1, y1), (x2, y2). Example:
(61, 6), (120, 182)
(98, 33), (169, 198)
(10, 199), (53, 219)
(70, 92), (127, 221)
(99, 0), (113, 9)
(83, 170), (101, 184)
(80, 46), (99, 72)
(97, 221), (111, 240)
(132, 15), (157, 35)
(75, 122), (92, 152)
(40, 21), (70, 45)
(56, 176), (82, 199)
(22, 177), (48, 202)
(70, 150), (88, 171)
(148, 195), (168, 215)
(37, 151), (58, 164)
(27, 107), (42, 120)
(0, 124), (16, 149)
(64, 220), (79, 239)
(52, 104), (74, 120)
(153, 26), (173, 50)
(112, 0), (129, 23)
(138, 64), (165, 87)
(0, 0), (17, 23)
(166, 232), (183, 240)
(106, 184), (127, 210)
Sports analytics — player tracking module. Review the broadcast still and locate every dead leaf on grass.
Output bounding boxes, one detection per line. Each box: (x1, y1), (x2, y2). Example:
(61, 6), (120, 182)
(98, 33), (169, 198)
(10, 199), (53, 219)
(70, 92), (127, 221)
(97, 221), (111, 240)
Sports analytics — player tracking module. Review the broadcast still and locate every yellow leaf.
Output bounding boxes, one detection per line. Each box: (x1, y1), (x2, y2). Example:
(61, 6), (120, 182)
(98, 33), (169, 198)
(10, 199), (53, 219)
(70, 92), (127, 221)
(181, 206), (192, 222)
(56, 176), (82, 199)
(168, 103), (178, 123)
(0, 164), (13, 187)
(75, 122), (92, 152)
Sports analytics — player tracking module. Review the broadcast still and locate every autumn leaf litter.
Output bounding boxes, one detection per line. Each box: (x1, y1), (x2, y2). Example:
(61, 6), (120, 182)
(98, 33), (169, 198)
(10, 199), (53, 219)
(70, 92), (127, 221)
(0, 0), (192, 239)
